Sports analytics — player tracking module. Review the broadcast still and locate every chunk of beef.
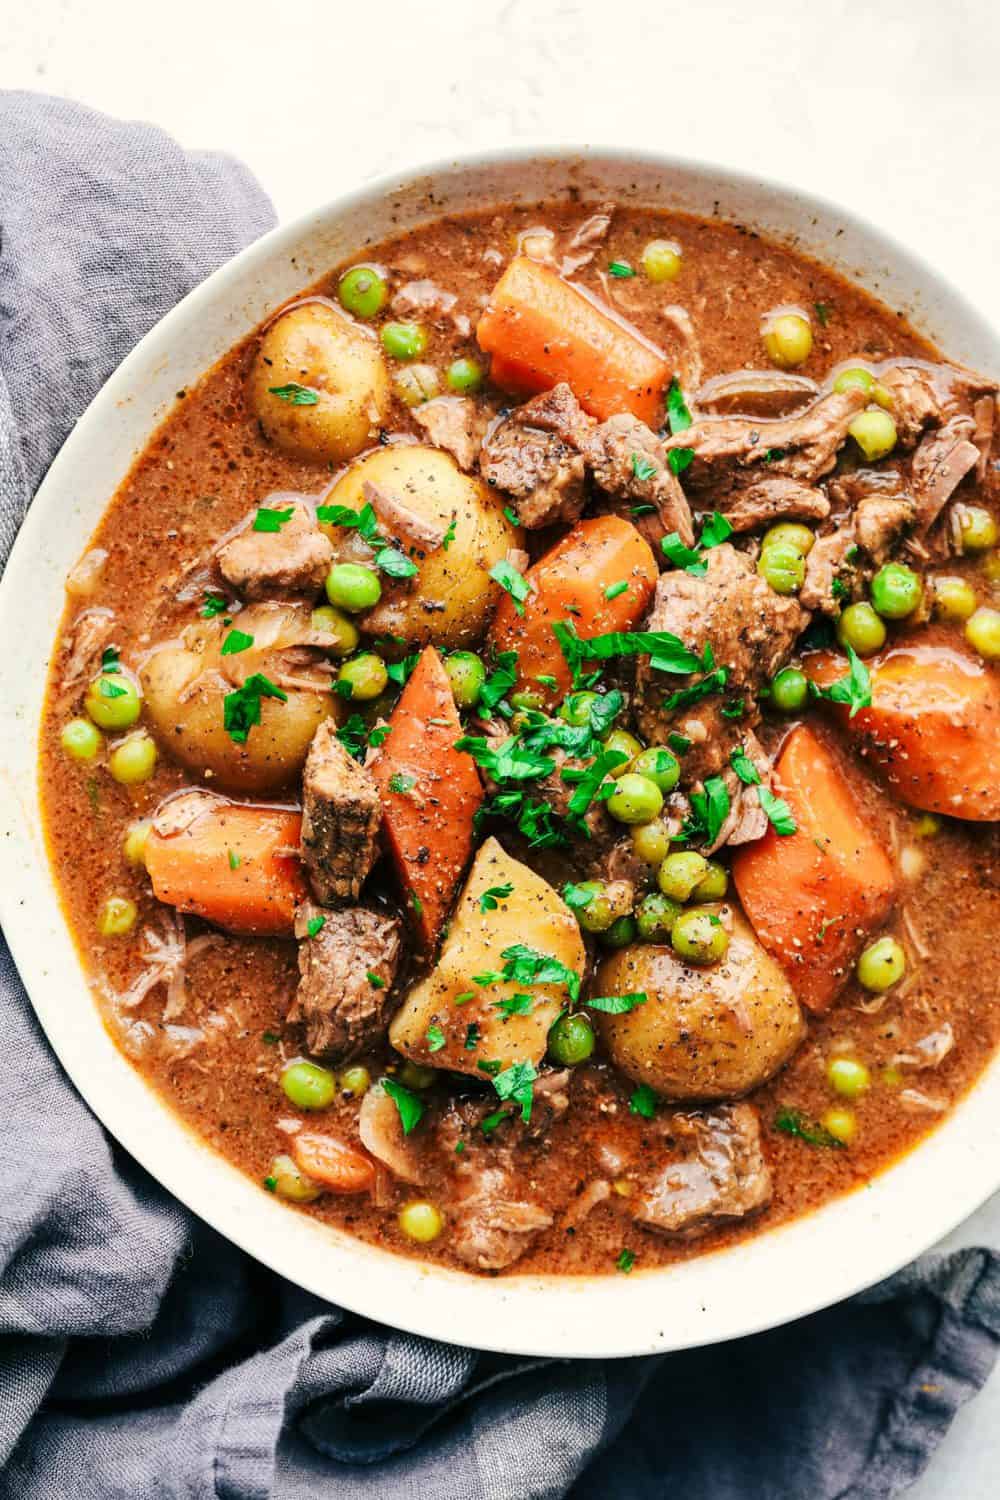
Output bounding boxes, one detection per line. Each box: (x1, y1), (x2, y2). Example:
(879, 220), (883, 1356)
(800, 524), (858, 614)
(855, 493), (916, 561)
(721, 476), (830, 533)
(878, 360), (997, 448)
(362, 479), (446, 553)
(634, 544), (808, 781)
(290, 903), (402, 1061)
(909, 415), (979, 531)
(972, 394), (996, 484)
(706, 732), (773, 853)
(391, 278), (470, 337)
(450, 1173), (553, 1271)
(632, 1103), (772, 1238)
(480, 383), (591, 528)
(663, 388), (867, 492)
(585, 412), (695, 549)
(59, 606), (115, 694)
(301, 719), (382, 904)
(217, 495), (333, 600)
(412, 395), (491, 472)
(472, 715), (614, 847)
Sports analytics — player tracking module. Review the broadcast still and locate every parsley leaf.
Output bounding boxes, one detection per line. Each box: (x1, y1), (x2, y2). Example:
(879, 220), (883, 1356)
(587, 992), (648, 1014)
(604, 580), (628, 601)
(493, 993), (534, 1016)
(552, 619), (703, 685)
(661, 511), (733, 576)
(426, 1024), (446, 1053)
(316, 499), (418, 580)
(493, 1059), (538, 1122)
(389, 772), (417, 795)
(489, 559), (531, 615)
(814, 301), (830, 327)
(774, 1107), (845, 1149)
(228, 849), (240, 870)
(659, 666), (728, 713)
(730, 745), (759, 786)
(201, 592), (228, 618)
(253, 506), (295, 532)
(382, 1077), (425, 1135)
(562, 882), (596, 911)
(306, 915), (326, 938)
(220, 628), (254, 656)
(479, 882), (514, 912)
(666, 378), (692, 435)
(222, 673), (287, 744)
(99, 678), (127, 700)
(668, 731), (692, 755)
(503, 505), (521, 526)
(479, 649), (519, 716)
(616, 1248), (636, 1273)
(366, 971), (386, 988)
(442, 516), (458, 550)
(683, 774), (731, 846)
(268, 383), (319, 405)
(629, 1084), (658, 1119)
(374, 544), (419, 580)
(101, 646), (121, 674)
(608, 260), (635, 278)
(668, 448), (695, 475)
(499, 943), (581, 1001)
(758, 785), (797, 836)
(631, 453), (657, 482)
(808, 644), (872, 718)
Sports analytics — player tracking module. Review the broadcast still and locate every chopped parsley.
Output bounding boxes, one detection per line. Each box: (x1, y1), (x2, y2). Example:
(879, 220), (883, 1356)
(464, 1023), (481, 1051)
(808, 644), (872, 718)
(99, 678), (127, 700)
(262, 1031), (280, 1044)
(493, 993), (534, 1016)
(631, 453), (658, 482)
(220, 628), (254, 656)
(201, 592), (228, 618)
(499, 943), (581, 1001)
(668, 731), (692, 755)
(227, 849), (240, 870)
(222, 673), (287, 744)
(720, 698), (746, 720)
(410, 892), (424, 917)
(382, 1077), (424, 1135)
(479, 882), (514, 912)
(587, 992), (648, 1014)
(682, 774), (731, 847)
(479, 649), (519, 717)
(814, 301), (831, 327)
(376, 545), (419, 580)
(659, 665), (729, 714)
(666, 377), (695, 474)
(388, 772), (417, 795)
(661, 511), (733, 576)
(100, 646), (121, 673)
(306, 915), (326, 938)
(562, 882), (596, 911)
(489, 559), (531, 615)
(629, 1084), (658, 1119)
(492, 1059), (538, 1122)
(263, 1175), (278, 1192)
(774, 1107), (845, 1149)
(552, 618), (705, 687)
(604, 580), (629, 601)
(426, 1023), (446, 1053)
(608, 259), (635, 278)
(336, 714), (391, 760)
(386, 652), (421, 687)
(503, 505), (521, 527)
(616, 1248), (636, 1274)
(729, 745), (759, 785)
(267, 382), (319, 405)
(758, 786), (798, 836)
(252, 505), (295, 532)
(315, 499), (418, 581)
(763, 447), (786, 463)
(442, 516), (458, 550)
(367, 971), (386, 988)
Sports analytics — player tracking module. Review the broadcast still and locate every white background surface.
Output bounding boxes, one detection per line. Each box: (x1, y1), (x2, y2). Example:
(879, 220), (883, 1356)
(3, 0), (999, 1492)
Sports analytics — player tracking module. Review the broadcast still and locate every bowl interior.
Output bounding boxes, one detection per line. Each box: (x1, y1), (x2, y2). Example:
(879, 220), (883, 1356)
(3, 148), (999, 1358)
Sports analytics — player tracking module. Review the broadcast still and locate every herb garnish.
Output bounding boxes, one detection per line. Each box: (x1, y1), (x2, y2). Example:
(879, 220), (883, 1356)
(228, 849), (241, 870)
(367, 971), (386, 988)
(604, 580), (629, 601)
(222, 673), (287, 744)
(253, 506), (295, 533)
(101, 646), (121, 673)
(552, 618), (705, 688)
(316, 499), (419, 580)
(587, 992), (648, 1014)
(629, 1084), (658, 1119)
(489, 559), (531, 615)
(814, 302), (830, 326)
(478, 649), (519, 718)
(492, 1059), (538, 1122)
(774, 1107), (846, 1149)
(386, 652), (421, 687)
(337, 714), (391, 760)
(306, 915), (326, 938)
(562, 882), (596, 911)
(220, 628), (254, 656)
(682, 774), (731, 847)
(268, 383), (319, 405)
(631, 453), (657, 482)
(426, 1024), (446, 1052)
(388, 772), (417, 795)
(498, 944), (581, 1001)
(493, 993), (534, 1016)
(464, 1023), (481, 1051)
(661, 511), (733, 576)
(442, 516), (458, 550)
(608, 260), (635, 278)
(808, 644), (872, 718)
(727, 745), (798, 836)
(479, 882), (514, 912)
(666, 377), (695, 475)
(616, 1248), (636, 1274)
(201, 592), (228, 618)
(382, 1077), (424, 1135)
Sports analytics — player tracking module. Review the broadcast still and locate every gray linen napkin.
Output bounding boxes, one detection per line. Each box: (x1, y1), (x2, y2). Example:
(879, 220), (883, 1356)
(1, 90), (998, 1500)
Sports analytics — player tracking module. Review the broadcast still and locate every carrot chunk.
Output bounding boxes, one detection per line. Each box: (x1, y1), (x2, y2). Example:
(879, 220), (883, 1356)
(489, 514), (658, 704)
(368, 646), (483, 950)
(732, 725), (896, 1013)
(291, 1132), (376, 1194)
(477, 255), (671, 425)
(145, 798), (307, 937)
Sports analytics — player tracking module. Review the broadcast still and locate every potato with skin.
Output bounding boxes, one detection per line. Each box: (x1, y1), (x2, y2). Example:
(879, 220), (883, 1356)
(321, 444), (522, 649)
(594, 909), (805, 1100)
(141, 601), (338, 794)
(250, 300), (389, 463)
(389, 837), (584, 1074)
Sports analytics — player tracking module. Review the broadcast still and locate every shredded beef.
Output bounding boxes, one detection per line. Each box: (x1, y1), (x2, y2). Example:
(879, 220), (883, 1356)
(301, 719), (382, 904)
(217, 496), (333, 600)
(633, 1103), (772, 1237)
(290, 903), (401, 1061)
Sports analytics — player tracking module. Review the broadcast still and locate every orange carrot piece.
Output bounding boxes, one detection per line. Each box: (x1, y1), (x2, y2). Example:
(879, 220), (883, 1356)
(145, 800), (307, 937)
(806, 644), (1000, 821)
(489, 514), (658, 704)
(291, 1132), (376, 1194)
(369, 646), (483, 950)
(732, 725), (896, 1014)
(477, 256), (671, 425)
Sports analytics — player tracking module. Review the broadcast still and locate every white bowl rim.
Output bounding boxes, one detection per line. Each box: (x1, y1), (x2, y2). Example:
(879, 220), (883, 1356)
(2, 142), (999, 1360)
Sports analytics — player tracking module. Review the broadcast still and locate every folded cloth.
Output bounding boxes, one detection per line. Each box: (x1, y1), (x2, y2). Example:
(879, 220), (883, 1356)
(0, 89), (998, 1500)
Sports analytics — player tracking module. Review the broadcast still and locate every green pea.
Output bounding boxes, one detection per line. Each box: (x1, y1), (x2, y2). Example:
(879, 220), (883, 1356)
(338, 1065), (371, 1097)
(836, 601), (886, 657)
(606, 773), (664, 826)
(957, 506), (998, 555)
(822, 1107), (857, 1144)
(398, 1200), (444, 1242)
(600, 914), (638, 949)
(444, 651), (486, 709)
(657, 851), (709, 902)
(762, 522), (815, 558)
(108, 731), (158, 785)
(762, 313), (813, 369)
(827, 1056), (871, 1099)
(603, 729), (642, 776)
(572, 880), (615, 934)
(398, 1060), (436, 1090)
(98, 896), (137, 937)
(122, 820), (151, 867)
(631, 818), (671, 866)
(510, 689), (543, 712)
(393, 364), (440, 407)
(61, 716), (103, 761)
(446, 357), (483, 393)
(965, 605), (1000, 660)
(691, 860), (728, 901)
(833, 366), (875, 395)
(630, 746), (680, 793)
(281, 1060), (336, 1110)
(848, 408), (897, 461)
(982, 550), (1000, 583)
(641, 239), (682, 283)
(381, 321), (428, 361)
(856, 935), (906, 992)
(325, 563), (382, 613)
(769, 666), (809, 713)
(337, 264), (389, 319)
(548, 1011), (595, 1066)
(757, 543), (805, 595)
(311, 603), (361, 656)
(269, 1153), (322, 1202)
(85, 672), (142, 731)
(932, 576), (977, 622)
(560, 690), (600, 726)
(337, 654), (388, 701)
(870, 562), (923, 620)
(636, 892), (682, 941)
(671, 907), (729, 965)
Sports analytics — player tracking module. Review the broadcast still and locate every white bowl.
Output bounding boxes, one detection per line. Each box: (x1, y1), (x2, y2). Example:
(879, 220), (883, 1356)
(3, 147), (998, 1359)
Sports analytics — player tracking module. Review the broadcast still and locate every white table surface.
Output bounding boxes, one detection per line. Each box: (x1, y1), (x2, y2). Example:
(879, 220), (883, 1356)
(3, 0), (999, 1491)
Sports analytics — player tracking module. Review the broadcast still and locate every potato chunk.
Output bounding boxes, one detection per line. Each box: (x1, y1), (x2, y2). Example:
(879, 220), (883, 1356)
(594, 910), (805, 1099)
(249, 300), (389, 463)
(320, 444), (521, 649)
(389, 837), (584, 1073)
